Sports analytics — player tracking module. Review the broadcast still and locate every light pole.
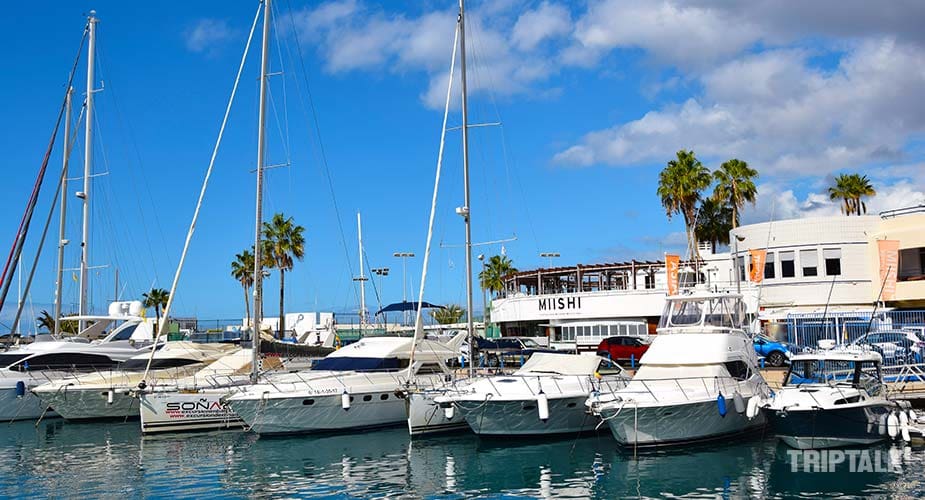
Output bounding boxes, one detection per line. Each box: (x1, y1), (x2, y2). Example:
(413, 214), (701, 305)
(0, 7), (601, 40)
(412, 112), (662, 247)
(477, 254), (487, 324)
(540, 252), (560, 268)
(393, 252), (415, 325)
(371, 267), (389, 320)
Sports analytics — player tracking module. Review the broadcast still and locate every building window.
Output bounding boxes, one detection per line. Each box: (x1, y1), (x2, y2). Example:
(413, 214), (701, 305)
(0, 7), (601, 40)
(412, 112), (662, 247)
(644, 273), (655, 289)
(800, 249), (818, 277)
(780, 251), (795, 278)
(764, 252), (776, 279)
(824, 248), (842, 276)
(899, 247), (925, 281)
(737, 256), (747, 282)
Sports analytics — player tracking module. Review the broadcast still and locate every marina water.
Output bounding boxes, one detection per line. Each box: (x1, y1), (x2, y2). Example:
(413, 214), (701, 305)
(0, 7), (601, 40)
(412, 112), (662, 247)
(1, 421), (924, 498)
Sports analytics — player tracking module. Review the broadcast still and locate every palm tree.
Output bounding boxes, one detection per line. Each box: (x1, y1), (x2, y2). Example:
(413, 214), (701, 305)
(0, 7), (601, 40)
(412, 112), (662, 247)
(262, 213), (306, 337)
(712, 158), (758, 228)
(828, 173), (876, 216)
(231, 249), (255, 328)
(142, 287), (170, 332)
(36, 310), (55, 332)
(657, 150), (713, 257)
(431, 304), (465, 325)
(694, 198), (733, 253)
(479, 255), (517, 298)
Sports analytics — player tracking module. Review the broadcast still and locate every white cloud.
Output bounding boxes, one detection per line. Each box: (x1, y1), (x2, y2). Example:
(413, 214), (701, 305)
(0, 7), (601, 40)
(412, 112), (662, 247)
(511, 2), (571, 51)
(743, 180), (925, 224)
(184, 19), (236, 54)
(554, 39), (925, 177)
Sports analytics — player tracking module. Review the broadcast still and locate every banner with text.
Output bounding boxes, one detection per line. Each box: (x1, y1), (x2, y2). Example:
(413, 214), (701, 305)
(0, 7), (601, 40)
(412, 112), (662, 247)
(666, 254), (680, 295)
(749, 249), (767, 283)
(877, 240), (900, 301)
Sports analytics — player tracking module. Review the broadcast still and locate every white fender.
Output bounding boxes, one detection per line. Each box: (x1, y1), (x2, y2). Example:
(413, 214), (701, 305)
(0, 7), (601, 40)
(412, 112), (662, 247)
(900, 411), (909, 427)
(887, 412), (900, 438)
(878, 413), (888, 436)
(537, 392), (549, 422)
(909, 409), (918, 423)
(444, 404), (455, 420)
(341, 391), (351, 411)
(902, 421), (911, 442)
(733, 392), (746, 414)
(107, 390), (114, 405)
(746, 396), (760, 420)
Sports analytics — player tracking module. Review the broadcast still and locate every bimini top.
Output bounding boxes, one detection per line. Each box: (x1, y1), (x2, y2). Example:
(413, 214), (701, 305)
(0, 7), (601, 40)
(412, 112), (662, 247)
(514, 352), (614, 377)
(790, 347), (882, 364)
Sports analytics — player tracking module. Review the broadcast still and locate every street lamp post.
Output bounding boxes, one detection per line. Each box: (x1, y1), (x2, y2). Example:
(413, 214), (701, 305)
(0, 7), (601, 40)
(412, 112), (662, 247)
(393, 252), (415, 325)
(540, 252), (560, 268)
(371, 267), (389, 322)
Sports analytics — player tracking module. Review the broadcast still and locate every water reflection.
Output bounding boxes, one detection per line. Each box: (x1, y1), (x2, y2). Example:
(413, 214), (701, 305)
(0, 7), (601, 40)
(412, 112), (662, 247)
(0, 421), (923, 498)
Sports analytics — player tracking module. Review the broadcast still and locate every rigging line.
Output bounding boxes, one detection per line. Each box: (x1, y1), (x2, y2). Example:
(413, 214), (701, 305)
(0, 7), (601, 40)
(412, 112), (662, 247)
(270, 0), (292, 169)
(91, 106), (146, 295)
(409, 18), (459, 371)
(467, 18), (538, 255)
(94, 40), (175, 287)
(283, 0), (359, 307)
(0, 22), (89, 317)
(141, 1), (263, 383)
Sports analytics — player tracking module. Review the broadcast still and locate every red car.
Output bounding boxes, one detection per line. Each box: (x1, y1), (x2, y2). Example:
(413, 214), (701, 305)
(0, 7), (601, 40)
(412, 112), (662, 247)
(596, 336), (651, 362)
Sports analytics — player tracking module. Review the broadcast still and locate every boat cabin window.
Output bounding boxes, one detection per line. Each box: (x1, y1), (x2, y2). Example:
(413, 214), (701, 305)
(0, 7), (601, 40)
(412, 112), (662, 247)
(414, 363), (444, 375)
(0, 353), (32, 368)
(108, 323), (139, 342)
(785, 359), (882, 393)
(659, 297), (745, 330)
(119, 358), (201, 370)
(9, 353), (118, 372)
(312, 357), (404, 372)
(724, 361), (750, 381)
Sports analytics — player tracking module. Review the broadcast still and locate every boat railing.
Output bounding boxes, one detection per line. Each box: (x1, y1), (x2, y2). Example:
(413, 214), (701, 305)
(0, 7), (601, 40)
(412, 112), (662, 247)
(599, 374), (764, 404)
(479, 374), (627, 398)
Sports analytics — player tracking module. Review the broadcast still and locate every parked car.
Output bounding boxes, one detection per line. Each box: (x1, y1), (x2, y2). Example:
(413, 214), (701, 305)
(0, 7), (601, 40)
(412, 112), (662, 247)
(752, 336), (791, 367)
(596, 336), (651, 363)
(850, 330), (925, 364)
(474, 337), (558, 367)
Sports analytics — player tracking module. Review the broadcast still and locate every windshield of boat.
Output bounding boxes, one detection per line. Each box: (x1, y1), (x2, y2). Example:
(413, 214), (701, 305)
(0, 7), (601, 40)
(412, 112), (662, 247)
(785, 359), (882, 393)
(107, 323), (138, 342)
(658, 297), (745, 330)
(312, 357), (407, 372)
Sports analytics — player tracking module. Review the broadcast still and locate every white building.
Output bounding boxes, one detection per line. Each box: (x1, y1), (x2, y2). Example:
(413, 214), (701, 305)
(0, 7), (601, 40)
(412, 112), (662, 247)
(490, 206), (925, 349)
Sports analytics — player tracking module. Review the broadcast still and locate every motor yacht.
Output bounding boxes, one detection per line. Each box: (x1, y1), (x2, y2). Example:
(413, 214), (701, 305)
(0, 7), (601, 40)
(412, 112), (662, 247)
(761, 347), (901, 449)
(0, 305), (157, 421)
(432, 353), (628, 436)
(588, 291), (771, 448)
(224, 336), (460, 435)
(30, 342), (237, 420)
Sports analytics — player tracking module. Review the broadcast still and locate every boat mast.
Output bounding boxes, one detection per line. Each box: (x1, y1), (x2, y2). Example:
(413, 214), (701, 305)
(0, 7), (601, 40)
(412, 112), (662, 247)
(78, 11), (97, 331)
(458, 0), (475, 377)
(251, 0), (271, 382)
(53, 87), (73, 336)
(357, 212), (368, 328)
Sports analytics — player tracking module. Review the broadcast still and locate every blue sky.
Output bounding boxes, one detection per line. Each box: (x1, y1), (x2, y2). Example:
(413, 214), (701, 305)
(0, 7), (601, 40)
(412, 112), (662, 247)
(2, 0), (925, 329)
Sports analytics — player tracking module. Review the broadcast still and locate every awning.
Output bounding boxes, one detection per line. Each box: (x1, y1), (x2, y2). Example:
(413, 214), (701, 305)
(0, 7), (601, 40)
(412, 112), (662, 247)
(375, 301), (445, 315)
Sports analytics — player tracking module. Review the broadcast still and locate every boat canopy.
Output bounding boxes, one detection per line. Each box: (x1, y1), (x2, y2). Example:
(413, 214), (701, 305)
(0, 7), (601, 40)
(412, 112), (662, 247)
(514, 352), (613, 376)
(790, 348), (882, 364)
(375, 301), (444, 315)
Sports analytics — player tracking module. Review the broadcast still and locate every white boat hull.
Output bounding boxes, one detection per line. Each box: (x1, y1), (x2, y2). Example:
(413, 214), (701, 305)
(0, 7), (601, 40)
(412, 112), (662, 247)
(406, 390), (469, 436)
(455, 395), (599, 436)
(33, 385), (139, 420)
(229, 389), (408, 435)
(0, 387), (56, 421)
(598, 399), (766, 447)
(139, 391), (245, 434)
